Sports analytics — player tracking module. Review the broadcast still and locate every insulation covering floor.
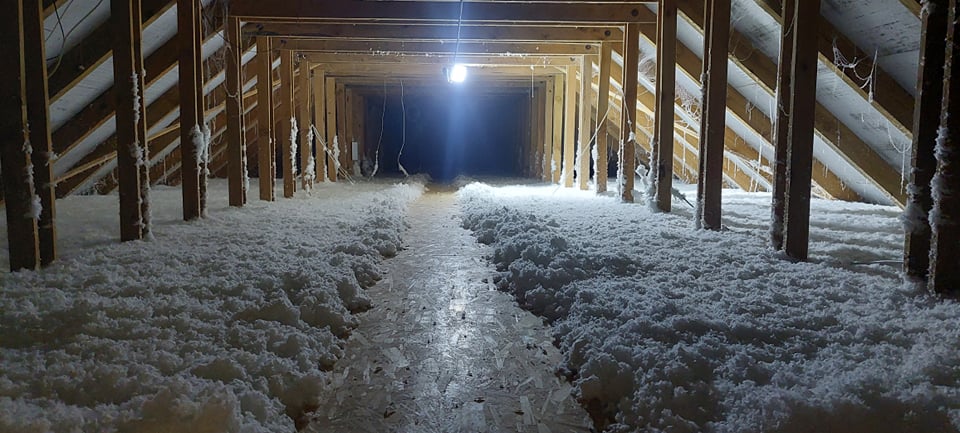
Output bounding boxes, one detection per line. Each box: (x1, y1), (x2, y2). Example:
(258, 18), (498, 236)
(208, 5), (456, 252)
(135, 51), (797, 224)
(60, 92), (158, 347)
(302, 189), (593, 433)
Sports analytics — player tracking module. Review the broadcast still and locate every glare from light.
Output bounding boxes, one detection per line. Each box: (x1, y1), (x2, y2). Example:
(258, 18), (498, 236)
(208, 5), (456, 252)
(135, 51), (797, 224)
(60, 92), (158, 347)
(449, 64), (468, 83)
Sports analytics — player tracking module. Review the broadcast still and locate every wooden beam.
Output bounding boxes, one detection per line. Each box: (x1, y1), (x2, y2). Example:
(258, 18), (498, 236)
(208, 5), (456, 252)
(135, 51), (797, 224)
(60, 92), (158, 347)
(325, 77), (338, 181)
(928, 0), (960, 294)
(595, 42), (613, 193)
(782, 0), (821, 261)
(313, 69), (328, 182)
(653, 0), (677, 212)
(277, 39), (599, 55)
(675, 0), (906, 206)
(304, 53), (580, 66)
(112, 0), (148, 241)
(563, 65), (577, 188)
(336, 83), (349, 171)
(48, 0), (174, 101)
(229, 1), (654, 23)
(552, 75), (564, 184)
(543, 76), (556, 181)
(247, 23), (623, 41)
(256, 37), (276, 200)
(696, 0), (730, 228)
(771, 0), (796, 251)
(619, 23), (641, 202)
(299, 61), (314, 189)
(280, 49), (296, 198)
(23, 0), (57, 264)
(226, 16), (247, 206)
(178, 0), (203, 220)
(577, 55), (594, 190)
(1, 0), (40, 271)
(904, 0), (949, 280)
(748, 0), (915, 137)
(344, 88), (356, 174)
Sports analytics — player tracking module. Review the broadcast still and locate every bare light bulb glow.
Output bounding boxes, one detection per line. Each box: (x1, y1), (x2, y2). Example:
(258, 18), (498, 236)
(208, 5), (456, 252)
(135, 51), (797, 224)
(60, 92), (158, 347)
(449, 64), (468, 83)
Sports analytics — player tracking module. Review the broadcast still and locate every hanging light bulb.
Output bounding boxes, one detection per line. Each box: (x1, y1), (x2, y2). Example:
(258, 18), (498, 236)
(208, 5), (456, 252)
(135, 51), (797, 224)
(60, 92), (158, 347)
(449, 64), (468, 83)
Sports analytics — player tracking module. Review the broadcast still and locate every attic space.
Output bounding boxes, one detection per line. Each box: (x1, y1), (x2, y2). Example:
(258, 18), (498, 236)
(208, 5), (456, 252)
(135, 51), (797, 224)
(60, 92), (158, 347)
(2, 0), (960, 432)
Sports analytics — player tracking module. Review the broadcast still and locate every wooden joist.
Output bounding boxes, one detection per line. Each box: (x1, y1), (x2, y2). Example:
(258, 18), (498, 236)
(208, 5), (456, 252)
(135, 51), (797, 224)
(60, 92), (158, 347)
(653, 0), (677, 213)
(278, 40), (599, 55)
(576, 54), (594, 190)
(619, 23), (641, 203)
(696, 0), (730, 228)
(928, 0), (960, 294)
(246, 23), (623, 42)
(256, 37), (276, 200)
(594, 42), (612, 193)
(23, 0), (58, 264)
(229, 1), (654, 23)
(112, 0), (150, 241)
(674, 0), (906, 206)
(178, 0), (204, 220)
(782, 0), (821, 261)
(1, 0), (41, 271)
(905, 0), (950, 281)
(225, 16), (247, 207)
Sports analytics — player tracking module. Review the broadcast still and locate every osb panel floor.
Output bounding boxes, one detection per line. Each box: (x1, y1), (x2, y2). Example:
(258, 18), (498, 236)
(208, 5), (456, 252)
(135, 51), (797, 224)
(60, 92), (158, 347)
(302, 190), (592, 433)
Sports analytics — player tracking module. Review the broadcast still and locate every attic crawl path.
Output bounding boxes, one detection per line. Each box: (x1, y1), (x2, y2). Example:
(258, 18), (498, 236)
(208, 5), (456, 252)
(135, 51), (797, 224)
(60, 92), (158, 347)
(302, 189), (592, 433)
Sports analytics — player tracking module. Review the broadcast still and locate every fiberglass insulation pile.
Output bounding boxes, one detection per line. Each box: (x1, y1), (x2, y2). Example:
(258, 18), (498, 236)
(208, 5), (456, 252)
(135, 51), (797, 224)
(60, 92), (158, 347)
(0, 180), (423, 432)
(458, 182), (960, 433)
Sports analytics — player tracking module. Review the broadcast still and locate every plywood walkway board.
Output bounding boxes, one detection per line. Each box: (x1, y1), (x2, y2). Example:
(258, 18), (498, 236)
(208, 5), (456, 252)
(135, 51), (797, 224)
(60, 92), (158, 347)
(1, 0), (41, 271)
(246, 23), (623, 42)
(904, 0), (949, 281)
(782, 0), (821, 262)
(619, 23), (641, 203)
(928, 0), (960, 294)
(226, 16), (247, 207)
(230, 1), (654, 23)
(696, 0), (730, 228)
(22, 0), (57, 264)
(178, 0), (203, 220)
(653, 0), (677, 213)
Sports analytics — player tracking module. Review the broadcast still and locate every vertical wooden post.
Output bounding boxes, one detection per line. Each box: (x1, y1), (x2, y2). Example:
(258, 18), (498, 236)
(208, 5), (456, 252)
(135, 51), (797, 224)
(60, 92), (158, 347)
(782, 0), (822, 261)
(345, 89), (356, 175)
(563, 65), (578, 188)
(114, 0), (147, 240)
(132, 0), (151, 231)
(255, 37), (275, 200)
(552, 75), (564, 184)
(620, 22), (641, 203)
(904, 0), (949, 280)
(178, 0), (202, 220)
(0, 0), (40, 271)
(928, 0), (960, 293)
(771, 0), (796, 249)
(653, 0), (677, 212)
(353, 94), (366, 176)
(543, 76), (555, 182)
(279, 49), (295, 198)
(299, 62), (314, 189)
(696, 0), (730, 228)
(536, 85), (546, 179)
(23, 0), (57, 263)
(313, 68), (328, 182)
(596, 42), (613, 193)
(577, 55), (595, 190)
(336, 83), (349, 171)
(225, 16), (246, 207)
(325, 77), (338, 181)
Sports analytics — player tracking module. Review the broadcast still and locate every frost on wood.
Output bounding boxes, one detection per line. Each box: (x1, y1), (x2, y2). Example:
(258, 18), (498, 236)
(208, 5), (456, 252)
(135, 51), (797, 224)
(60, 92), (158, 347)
(929, 125), (952, 231)
(458, 182), (960, 433)
(0, 180), (425, 432)
(131, 73), (141, 126)
(289, 117), (299, 177)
